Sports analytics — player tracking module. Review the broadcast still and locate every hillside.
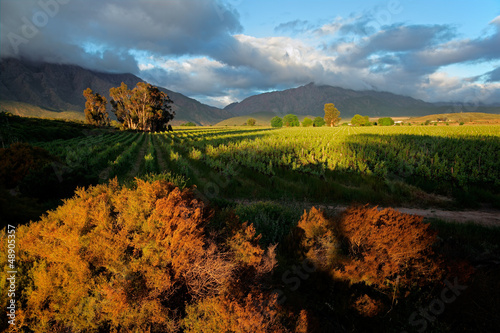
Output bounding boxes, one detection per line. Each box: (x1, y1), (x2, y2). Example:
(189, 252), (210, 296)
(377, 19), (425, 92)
(0, 58), (232, 125)
(215, 111), (316, 126)
(0, 100), (85, 121)
(224, 82), (438, 118)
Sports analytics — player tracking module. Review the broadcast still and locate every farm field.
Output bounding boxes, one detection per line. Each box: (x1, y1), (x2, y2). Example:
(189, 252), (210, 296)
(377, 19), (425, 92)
(27, 124), (499, 210)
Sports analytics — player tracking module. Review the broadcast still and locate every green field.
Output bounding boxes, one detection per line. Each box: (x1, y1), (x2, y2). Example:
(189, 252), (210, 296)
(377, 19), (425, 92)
(24, 124), (500, 209)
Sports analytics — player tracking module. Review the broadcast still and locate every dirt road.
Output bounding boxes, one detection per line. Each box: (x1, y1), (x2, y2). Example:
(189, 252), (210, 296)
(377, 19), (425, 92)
(233, 199), (500, 228)
(318, 205), (500, 227)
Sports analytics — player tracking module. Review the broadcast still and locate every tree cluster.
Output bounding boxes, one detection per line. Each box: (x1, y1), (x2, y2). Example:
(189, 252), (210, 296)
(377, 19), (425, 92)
(313, 116), (325, 127)
(247, 118), (256, 126)
(301, 117), (313, 127)
(270, 116), (283, 128)
(83, 82), (175, 132)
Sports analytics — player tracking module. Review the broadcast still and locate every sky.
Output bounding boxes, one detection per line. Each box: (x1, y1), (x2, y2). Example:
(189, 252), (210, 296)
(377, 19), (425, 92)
(1, 0), (500, 108)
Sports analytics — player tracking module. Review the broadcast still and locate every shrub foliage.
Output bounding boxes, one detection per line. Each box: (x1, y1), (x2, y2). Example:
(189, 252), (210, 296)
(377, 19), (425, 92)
(297, 206), (444, 293)
(0, 180), (295, 332)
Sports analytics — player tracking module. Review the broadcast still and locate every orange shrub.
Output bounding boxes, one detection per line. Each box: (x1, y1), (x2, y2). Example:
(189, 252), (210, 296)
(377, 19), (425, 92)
(0, 179), (282, 332)
(183, 291), (289, 333)
(297, 205), (444, 293)
(353, 294), (384, 317)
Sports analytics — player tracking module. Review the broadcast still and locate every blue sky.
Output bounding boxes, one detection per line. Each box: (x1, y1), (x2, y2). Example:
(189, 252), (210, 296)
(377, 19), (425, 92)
(1, 0), (500, 107)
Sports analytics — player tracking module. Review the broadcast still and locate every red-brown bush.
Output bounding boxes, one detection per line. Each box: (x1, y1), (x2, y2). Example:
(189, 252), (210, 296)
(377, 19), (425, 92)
(183, 291), (289, 332)
(297, 205), (444, 293)
(0, 179), (287, 332)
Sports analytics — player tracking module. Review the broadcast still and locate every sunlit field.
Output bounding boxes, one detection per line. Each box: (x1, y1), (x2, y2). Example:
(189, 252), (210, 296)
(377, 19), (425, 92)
(27, 124), (499, 209)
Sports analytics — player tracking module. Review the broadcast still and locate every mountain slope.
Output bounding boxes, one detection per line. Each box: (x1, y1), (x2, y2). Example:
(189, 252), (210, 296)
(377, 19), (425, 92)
(0, 58), (232, 125)
(224, 83), (436, 118)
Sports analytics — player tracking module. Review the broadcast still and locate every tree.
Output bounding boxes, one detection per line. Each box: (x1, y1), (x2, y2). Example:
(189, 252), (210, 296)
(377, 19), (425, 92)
(364, 116), (371, 126)
(109, 82), (174, 132)
(313, 116), (325, 127)
(83, 88), (109, 126)
(247, 118), (256, 126)
(283, 114), (299, 127)
(109, 82), (132, 128)
(270, 116), (282, 128)
(378, 117), (394, 126)
(181, 122), (197, 126)
(302, 117), (313, 127)
(351, 114), (370, 126)
(324, 103), (341, 127)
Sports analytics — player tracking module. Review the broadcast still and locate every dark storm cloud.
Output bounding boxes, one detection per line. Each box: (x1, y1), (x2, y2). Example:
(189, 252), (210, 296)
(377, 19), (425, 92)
(0, 0), (242, 73)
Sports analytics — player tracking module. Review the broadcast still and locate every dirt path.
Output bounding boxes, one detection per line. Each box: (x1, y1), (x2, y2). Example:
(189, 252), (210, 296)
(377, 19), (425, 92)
(322, 205), (500, 227)
(388, 207), (500, 227)
(233, 199), (500, 228)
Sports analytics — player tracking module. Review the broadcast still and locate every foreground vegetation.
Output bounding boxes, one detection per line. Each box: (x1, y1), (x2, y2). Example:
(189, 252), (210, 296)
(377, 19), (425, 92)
(1, 115), (499, 332)
(3, 179), (499, 332)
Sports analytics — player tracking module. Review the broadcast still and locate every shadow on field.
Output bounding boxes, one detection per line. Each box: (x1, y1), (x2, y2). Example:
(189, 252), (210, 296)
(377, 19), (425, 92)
(345, 133), (500, 207)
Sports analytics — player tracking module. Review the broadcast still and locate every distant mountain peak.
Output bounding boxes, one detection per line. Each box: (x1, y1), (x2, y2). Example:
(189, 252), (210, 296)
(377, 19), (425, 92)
(223, 82), (436, 118)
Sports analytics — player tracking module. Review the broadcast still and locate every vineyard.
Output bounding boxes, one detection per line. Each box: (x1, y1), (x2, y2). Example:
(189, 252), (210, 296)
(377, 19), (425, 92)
(31, 124), (500, 208)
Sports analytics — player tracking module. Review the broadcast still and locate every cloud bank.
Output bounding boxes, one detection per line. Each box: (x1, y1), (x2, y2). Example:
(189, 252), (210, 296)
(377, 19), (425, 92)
(1, 0), (499, 107)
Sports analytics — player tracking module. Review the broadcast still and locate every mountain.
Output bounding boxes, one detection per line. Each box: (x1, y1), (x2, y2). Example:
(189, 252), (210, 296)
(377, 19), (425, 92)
(0, 58), (232, 125)
(224, 82), (438, 118)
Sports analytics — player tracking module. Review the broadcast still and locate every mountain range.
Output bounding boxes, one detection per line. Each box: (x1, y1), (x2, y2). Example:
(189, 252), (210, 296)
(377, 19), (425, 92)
(224, 82), (439, 118)
(0, 58), (231, 125)
(1, 58), (498, 125)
